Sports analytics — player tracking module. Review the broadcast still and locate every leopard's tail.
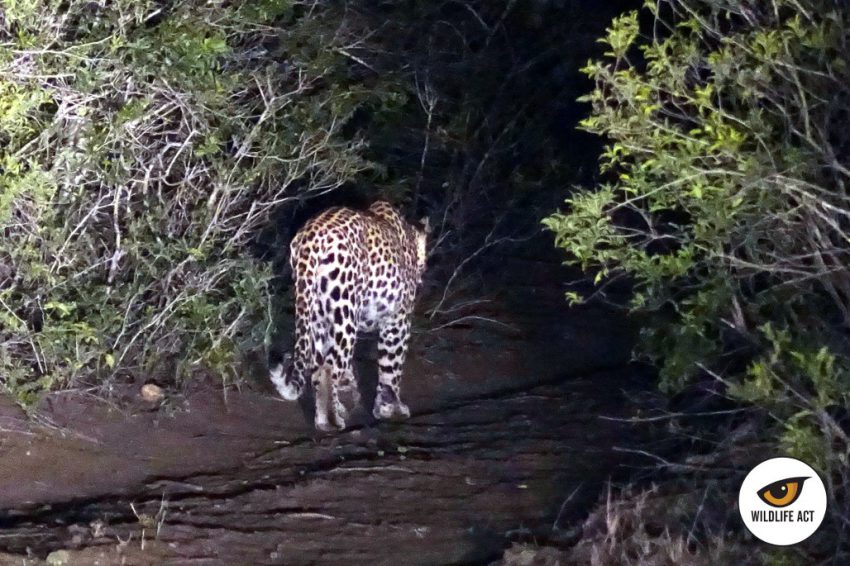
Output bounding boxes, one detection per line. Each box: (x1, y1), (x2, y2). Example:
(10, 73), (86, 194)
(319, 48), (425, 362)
(271, 246), (337, 401)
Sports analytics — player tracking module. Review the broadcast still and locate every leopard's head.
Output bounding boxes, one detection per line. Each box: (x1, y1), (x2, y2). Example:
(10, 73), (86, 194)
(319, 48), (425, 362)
(414, 216), (430, 281)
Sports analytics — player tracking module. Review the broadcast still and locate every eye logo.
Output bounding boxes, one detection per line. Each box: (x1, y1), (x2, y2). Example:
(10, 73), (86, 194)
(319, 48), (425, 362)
(739, 457), (826, 546)
(757, 477), (808, 508)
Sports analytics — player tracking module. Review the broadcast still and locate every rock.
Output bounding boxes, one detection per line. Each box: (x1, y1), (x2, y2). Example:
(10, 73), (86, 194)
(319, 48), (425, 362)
(499, 544), (568, 566)
(46, 549), (71, 565)
(140, 383), (164, 403)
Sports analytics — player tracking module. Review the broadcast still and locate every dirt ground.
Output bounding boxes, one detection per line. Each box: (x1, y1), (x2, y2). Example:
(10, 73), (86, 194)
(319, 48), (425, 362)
(0, 258), (649, 565)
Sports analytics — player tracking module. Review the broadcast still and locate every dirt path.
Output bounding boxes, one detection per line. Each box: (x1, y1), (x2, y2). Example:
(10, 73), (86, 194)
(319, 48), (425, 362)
(0, 264), (646, 565)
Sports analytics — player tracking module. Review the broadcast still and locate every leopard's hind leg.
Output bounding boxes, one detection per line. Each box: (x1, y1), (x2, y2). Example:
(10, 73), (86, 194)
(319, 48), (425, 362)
(335, 367), (361, 420)
(310, 265), (358, 431)
(373, 311), (412, 420)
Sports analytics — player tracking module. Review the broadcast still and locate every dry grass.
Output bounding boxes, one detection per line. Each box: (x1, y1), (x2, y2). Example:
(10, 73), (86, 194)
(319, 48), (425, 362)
(497, 483), (763, 566)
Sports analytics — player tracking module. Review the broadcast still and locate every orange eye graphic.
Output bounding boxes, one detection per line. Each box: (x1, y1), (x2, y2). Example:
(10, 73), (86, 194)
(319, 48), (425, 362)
(757, 477), (808, 508)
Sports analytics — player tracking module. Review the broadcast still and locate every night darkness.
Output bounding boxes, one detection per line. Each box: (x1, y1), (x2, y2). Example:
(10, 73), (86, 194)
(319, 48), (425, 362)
(2, 0), (847, 564)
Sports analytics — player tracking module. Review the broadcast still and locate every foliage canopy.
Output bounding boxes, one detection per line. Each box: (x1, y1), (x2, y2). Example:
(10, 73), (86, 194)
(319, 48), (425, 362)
(0, 0), (382, 402)
(545, 0), (850, 552)
(0, 1), (626, 404)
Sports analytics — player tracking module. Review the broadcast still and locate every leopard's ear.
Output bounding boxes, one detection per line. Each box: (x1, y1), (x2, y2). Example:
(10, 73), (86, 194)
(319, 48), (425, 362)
(419, 216), (431, 235)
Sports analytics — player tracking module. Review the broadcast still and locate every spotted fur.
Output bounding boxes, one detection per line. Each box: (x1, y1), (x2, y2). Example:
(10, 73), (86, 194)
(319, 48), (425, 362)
(270, 201), (428, 431)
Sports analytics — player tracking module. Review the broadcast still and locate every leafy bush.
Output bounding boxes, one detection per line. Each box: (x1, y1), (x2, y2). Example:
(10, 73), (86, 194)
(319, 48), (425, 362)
(545, 0), (850, 554)
(0, 0), (630, 405)
(0, 0), (382, 404)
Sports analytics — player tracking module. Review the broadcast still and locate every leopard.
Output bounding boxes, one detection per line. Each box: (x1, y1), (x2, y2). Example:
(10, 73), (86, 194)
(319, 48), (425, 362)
(269, 201), (428, 431)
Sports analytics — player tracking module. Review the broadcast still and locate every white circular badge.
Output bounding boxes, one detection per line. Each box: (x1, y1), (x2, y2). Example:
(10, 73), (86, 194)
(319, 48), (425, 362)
(738, 457), (827, 546)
